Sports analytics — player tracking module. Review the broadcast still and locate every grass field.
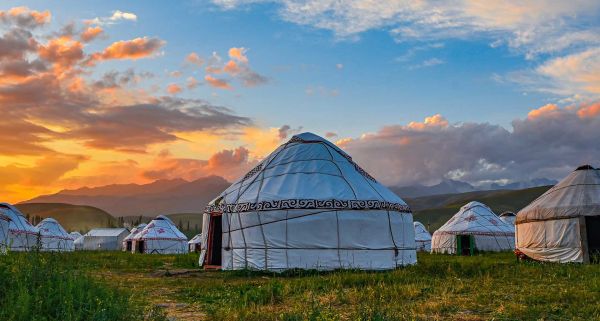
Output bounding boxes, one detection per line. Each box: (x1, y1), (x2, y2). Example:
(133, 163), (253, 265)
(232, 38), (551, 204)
(3, 251), (598, 321)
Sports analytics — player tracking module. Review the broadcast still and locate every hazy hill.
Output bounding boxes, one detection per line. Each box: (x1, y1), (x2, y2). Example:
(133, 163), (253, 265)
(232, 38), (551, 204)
(24, 176), (230, 217)
(393, 178), (557, 198)
(405, 185), (551, 232)
(16, 203), (115, 232)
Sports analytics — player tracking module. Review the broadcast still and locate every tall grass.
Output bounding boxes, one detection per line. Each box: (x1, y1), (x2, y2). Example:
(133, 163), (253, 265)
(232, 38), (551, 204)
(0, 252), (167, 321)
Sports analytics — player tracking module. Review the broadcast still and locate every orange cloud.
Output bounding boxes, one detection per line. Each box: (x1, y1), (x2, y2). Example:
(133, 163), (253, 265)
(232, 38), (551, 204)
(80, 26), (103, 42)
(185, 52), (204, 66)
(223, 60), (242, 74)
(91, 37), (165, 61)
(407, 114), (449, 130)
(0, 7), (51, 28)
(577, 101), (600, 118)
(186, 76), (199, 89)
(205, 75), (231, 90)
(228, 47), (248, 63)
(527, 104), (560, 119)
(38, 36), (85, 72)
(167, 83), (182, 94)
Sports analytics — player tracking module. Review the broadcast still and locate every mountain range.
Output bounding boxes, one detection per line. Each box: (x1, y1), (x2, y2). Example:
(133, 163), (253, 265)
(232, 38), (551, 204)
(24, 176), (230, 217)
(391, 178), (557, 198)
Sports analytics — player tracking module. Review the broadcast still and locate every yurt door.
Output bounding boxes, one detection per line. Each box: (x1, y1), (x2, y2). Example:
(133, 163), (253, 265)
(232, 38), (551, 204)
(585, 216), (600, 263)
(204, 213), (222, 268)
(457, 235), (473, 256)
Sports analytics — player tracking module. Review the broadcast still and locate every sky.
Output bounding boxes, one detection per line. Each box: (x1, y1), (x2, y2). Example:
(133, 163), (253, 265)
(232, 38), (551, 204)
(1, 1), (600, 202)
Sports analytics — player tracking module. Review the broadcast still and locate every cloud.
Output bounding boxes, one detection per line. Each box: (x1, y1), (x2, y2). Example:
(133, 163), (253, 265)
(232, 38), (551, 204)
(335, 63), (343, 70)
(338, 101), (600, 187)
(0, 7), (51, 28)
(185, 52), (204, 66)
(90, 37), (165, 61)
(80, 26), (103, 42)
(205, 75), (232, 90)
(87, 10), (137, 25)
(228, 47), (248, 63)
(186, 76), (199, 89)
(305, 85), (339, 97)
(0, 154), (85, 187)
(325, 131), (337, 138)
(167, 83), (182, 94)
(409, 58), (445, 70)
(141, 147), (257, 182)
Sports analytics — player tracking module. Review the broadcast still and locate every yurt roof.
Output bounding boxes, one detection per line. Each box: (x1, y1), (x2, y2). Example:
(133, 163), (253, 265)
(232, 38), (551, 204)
(207, 132), (410, 215)
(188, 233), (202, 244)
(70, 231), (82, 238)
(124, 223), (147, 241)
(413, 221), (432, 241)
(134, 216), (186, 241)
(36, 218), (70, 237)
(0, 202), (38, 233)
(85, 228), (129, 237)
(516, 165), (600, 224)
(499, 211), (516, 217)
(435, 201), (513, 236)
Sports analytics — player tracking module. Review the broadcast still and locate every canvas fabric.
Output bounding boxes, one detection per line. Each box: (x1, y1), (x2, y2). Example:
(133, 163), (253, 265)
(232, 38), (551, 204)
(431, 201), (515, 254)
(200, 132), (416, 271)
(132, 216), (187, 254)
(413, 221), (432, 252)
(0, 203), (39, 251)
(36, 218), (74, 252)
(516, 167), (600, 263)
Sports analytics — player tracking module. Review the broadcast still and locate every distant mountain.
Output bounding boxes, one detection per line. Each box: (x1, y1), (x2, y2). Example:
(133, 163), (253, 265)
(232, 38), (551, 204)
(23, 176), (230, 217)
(391, 177), (558, 198)
(16, 203), (115, 232)
(390, 179), (476, 198)
(487, 178), (558, 190)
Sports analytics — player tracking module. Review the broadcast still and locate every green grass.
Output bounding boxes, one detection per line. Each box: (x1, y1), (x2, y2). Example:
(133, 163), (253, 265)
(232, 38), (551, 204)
(0, 251), (167, 321)
(1, 251), (598, 320)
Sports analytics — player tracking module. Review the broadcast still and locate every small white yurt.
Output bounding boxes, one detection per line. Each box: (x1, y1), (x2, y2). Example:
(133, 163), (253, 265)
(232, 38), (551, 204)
(0, 211), (10, 251)
(516, 165), (600, 263)
(413, 221), (432, 252)
(431, 201), (514, 255)
(122, 223), (147, 252)
(0, 203), (39, 251)
(188, 233), (202, 253)
(132, 216), (187, 254)
(69, 231), (82, 241)
(74, 234), (84, 250)
(36, 218), (74, 252)
(499, 211), (516, 226)
(200, 132), (416, 271)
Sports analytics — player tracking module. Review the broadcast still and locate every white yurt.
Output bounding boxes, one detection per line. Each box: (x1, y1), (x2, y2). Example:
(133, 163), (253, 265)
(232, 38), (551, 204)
(431, 201), (514, 255)
(499, 211), (516, 225)
(0, 211), (10, 251)
(36, 218), (74, 251)
(200, 132), (416, 271)
(122, 223), (147, 252)
(0, 203), (39, 251)
(516, 165), (600, 263)
(413, 221), (432, 252)
(74, 234), (84, 250)
(188, 233), (202, 253)
(132, 216), (187, 254)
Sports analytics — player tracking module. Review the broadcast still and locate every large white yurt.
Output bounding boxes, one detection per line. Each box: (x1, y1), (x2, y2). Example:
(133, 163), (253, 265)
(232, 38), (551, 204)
(36, 218), (74, 252)
(431, 201), (514, 255)
(188, 233), (202, 253)
(132, 216), (187, 254)
(499, 211), (516, 226)
(516, 165), (600, 263)
(413, 221), (432, 252)
(200, 132), (416, 271)
(0, 203), (39, 251)
(122, 223), (147, 252)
